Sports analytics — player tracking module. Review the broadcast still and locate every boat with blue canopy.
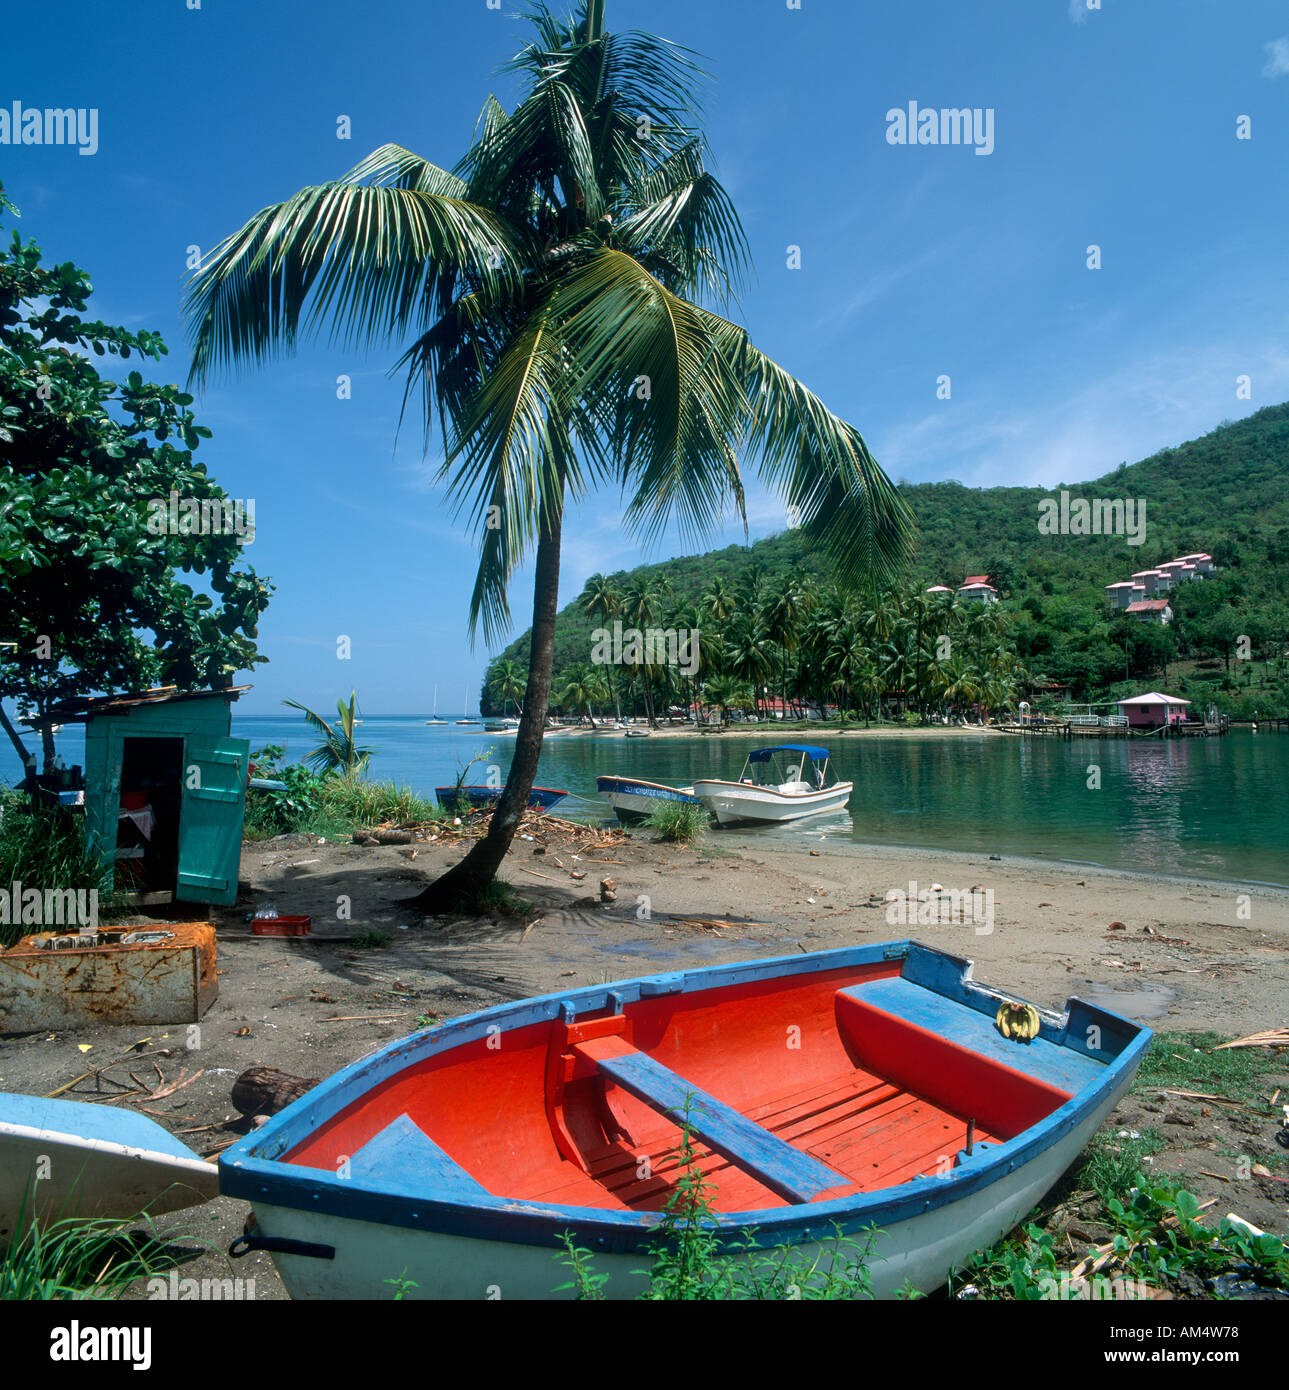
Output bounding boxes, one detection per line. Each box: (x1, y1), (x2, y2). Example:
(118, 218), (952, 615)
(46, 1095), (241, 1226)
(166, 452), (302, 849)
(692, 744), (852, 825)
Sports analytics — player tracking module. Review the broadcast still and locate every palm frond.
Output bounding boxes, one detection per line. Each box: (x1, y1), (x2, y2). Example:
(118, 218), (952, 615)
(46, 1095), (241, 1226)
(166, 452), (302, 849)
(185, 150), (521, 385)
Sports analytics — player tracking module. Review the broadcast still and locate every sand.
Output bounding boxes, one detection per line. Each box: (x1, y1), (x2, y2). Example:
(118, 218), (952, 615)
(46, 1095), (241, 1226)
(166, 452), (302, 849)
(2, 825), (1285, 1298)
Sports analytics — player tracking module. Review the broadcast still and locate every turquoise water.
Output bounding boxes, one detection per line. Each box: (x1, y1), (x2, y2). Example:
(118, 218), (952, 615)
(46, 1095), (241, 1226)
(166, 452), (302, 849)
(31, 717), (1288, 887)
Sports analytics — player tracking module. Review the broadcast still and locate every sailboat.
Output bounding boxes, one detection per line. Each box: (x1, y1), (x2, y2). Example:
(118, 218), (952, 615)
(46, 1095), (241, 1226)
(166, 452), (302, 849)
(425, 686), (447, 725)
(455, 685), (479, 725)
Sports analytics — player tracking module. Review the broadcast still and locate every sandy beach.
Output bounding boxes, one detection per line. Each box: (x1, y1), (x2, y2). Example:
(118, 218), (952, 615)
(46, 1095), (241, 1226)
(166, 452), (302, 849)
(542, 721), (1001, 740)
(2, 822), (1285, 1298)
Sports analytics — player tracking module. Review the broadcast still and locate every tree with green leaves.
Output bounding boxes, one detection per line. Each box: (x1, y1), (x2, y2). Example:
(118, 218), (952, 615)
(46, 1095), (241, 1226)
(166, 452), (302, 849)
(0, 188), (270, 777)
(487, 658), (526, 715)
(282, 692), (373, 777)
(184, 2), (913, 910)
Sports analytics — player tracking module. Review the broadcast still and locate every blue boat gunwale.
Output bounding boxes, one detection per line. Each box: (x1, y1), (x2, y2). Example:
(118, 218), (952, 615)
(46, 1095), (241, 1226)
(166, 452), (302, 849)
(219, 941), (1152, 1254)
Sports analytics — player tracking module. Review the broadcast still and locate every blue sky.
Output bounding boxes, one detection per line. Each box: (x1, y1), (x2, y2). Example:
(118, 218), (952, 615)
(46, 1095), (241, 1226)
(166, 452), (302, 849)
(3, 0), (1287, 715)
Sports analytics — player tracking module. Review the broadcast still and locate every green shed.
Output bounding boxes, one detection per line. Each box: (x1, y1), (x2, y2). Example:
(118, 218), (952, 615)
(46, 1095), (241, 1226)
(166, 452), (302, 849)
(49, 686), (252, 908)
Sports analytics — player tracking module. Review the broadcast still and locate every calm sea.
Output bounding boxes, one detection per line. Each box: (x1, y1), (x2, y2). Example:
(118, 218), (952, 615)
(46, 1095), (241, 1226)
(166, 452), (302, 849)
(30, 715), (1288, 888)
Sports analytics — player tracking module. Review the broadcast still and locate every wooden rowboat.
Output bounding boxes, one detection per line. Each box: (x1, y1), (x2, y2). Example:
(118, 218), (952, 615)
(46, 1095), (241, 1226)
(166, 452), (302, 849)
(434, 785), (567, 812)
(216, 941), (1150, 1298)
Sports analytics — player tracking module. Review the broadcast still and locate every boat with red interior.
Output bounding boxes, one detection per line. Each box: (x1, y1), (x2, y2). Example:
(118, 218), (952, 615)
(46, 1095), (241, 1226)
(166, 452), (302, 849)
(218, 940), (1150, 1298)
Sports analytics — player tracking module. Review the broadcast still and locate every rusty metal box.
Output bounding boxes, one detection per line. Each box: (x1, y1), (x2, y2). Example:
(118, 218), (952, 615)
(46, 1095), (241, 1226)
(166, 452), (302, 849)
(0, 922), (217, 1032)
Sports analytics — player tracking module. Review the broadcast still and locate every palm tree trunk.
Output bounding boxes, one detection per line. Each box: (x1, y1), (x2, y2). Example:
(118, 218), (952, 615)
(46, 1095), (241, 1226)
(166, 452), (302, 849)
(410, 497), (563, 912)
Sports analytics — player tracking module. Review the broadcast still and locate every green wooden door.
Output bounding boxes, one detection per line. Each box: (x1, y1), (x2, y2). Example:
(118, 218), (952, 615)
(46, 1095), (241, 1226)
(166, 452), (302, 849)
(176, 735), (250, 906)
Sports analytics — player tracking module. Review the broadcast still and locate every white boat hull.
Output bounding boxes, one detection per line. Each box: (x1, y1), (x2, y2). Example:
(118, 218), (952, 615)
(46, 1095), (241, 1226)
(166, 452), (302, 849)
(1, 1101), (218, 1232)
(597, 777), (699, 822)
(247, 1072), (1130, 1300)
(692, 778), (853, 825)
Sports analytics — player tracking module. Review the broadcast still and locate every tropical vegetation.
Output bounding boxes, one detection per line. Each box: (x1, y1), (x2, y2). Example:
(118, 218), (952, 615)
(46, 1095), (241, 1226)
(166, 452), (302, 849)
(0, 187), (271, 778)
(183, 0), (914, 909)
(486, 404), (1289, 722)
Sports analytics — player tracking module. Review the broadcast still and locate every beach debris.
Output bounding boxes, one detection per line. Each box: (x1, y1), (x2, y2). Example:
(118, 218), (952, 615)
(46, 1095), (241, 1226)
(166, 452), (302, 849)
(570, 869), (587, 881)
(988, 854), (1001, 861)
(1215, 1028), (1289, 1051)
(231, 1066), (319, 1117)
(1107, 921), (1126, 931)
(599, 877), (617, 904)
(809, 850), (820, 857)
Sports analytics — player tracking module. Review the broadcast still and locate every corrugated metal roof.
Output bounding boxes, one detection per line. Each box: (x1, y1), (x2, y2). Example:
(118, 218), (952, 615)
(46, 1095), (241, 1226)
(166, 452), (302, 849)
(42, 685), (252, 724)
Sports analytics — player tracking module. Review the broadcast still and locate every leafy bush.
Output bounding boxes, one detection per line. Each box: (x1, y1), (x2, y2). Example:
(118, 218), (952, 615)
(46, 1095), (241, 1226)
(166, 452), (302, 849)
(242, 746), (440, 840)
(243, 746), (325, 839)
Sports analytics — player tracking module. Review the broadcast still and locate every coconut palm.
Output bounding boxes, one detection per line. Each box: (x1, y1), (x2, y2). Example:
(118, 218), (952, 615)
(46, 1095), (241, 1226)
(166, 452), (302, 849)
(559, 663), (610, 724)
(185, 1), (913, 909)
(487, 658), (526, 716)
(282, 691), (373, 777)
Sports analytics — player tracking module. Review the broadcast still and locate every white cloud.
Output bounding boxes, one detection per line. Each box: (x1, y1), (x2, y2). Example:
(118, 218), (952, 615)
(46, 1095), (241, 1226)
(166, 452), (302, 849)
(1263, 38), (1289, 77)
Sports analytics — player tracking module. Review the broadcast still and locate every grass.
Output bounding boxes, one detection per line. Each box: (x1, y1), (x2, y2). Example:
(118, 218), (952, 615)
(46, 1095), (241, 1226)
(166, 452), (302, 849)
(1136, 1029), (1289, 1111)
(0, 787), (118, 947)
(350, 928), (390, 949)
(947, 1030), (1289, 1299)
(2, 1203), (198, 1300)
(642, 801), (709, 844)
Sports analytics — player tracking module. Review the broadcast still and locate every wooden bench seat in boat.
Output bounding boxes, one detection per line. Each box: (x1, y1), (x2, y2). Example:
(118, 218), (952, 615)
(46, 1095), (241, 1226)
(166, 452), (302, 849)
(570, 1035), (851, 1204)
(347, 1114), (488, 1198)
(835, 979), (1098, 1137)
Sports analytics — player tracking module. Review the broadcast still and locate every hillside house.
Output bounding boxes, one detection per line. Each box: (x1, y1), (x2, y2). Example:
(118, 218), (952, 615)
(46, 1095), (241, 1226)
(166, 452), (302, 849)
(957, 575), (999, 604)
(1124, 598), (1173, 624)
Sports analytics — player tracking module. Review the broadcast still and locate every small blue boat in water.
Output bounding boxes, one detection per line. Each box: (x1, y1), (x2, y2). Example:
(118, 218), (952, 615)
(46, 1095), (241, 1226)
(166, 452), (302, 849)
(596, 774), (703, 823)
(434, 784), (568, 813)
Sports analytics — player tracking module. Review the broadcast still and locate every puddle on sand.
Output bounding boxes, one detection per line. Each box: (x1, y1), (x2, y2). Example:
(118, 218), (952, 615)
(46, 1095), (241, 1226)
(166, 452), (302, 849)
(1078, 981), (1176, 1022)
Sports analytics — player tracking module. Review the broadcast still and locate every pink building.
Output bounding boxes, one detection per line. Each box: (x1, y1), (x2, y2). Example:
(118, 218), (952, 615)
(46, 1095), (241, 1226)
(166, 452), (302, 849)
(1115, 692), (1190, 728)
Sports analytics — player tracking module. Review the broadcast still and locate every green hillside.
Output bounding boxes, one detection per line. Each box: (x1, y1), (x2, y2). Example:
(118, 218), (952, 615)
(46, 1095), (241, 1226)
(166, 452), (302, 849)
(482, 404), (1289, 719)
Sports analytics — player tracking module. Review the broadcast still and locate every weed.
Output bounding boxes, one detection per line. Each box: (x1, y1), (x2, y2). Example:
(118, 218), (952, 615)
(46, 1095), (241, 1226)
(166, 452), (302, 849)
(552, 1102), (878, 1300)
(643, 801), (708, 844)
(0, 787), (118, 946)
(350, 929), (390, 950)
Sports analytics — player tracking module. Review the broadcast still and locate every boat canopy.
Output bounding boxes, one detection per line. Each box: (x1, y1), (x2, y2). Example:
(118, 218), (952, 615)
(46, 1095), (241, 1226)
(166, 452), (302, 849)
(748, 744), (830, 762)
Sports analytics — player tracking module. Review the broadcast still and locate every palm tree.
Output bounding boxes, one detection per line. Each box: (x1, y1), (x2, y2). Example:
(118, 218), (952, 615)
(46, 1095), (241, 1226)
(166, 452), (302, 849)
(559, 664), (610, 724)
(185, 2), (913, 910)
(762, 576), (808, 716)
(282, 691), (373, 777)
(579, 572), (623, 717)
(620, 574), (664, 727)
(487, 658), (526, 716)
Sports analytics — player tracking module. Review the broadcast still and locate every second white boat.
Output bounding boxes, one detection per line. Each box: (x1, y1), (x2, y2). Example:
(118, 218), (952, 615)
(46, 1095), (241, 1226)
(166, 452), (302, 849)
(692, 744), (852, 826)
